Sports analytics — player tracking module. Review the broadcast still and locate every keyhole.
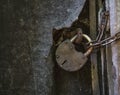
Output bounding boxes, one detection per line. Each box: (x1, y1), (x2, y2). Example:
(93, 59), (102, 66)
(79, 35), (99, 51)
(61, 60), (67, 65)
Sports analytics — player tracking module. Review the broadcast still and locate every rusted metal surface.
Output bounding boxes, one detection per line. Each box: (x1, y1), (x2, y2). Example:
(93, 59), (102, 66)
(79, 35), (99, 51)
(89, 32), (120, 48)
(87, 9), (120, 49)
(56, 40), (87, 71)
(55, 32), (93, 71)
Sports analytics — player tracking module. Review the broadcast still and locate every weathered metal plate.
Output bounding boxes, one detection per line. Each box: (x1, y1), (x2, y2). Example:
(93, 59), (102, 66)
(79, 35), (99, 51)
(56, 40), (88, 71)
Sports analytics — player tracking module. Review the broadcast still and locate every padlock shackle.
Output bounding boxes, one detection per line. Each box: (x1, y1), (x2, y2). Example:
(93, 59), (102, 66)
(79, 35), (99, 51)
(70, 35), (78, 42)
(70, 34), (93, 56)
(83, 34), (93, 56)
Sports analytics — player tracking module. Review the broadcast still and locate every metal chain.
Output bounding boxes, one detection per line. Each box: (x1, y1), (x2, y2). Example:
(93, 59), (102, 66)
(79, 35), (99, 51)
(87, 11), (120, 49)
(88, 32), (120, 48)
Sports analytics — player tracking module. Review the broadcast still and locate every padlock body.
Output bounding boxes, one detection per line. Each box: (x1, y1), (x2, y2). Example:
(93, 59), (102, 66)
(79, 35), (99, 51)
(55, 40), (88, 71)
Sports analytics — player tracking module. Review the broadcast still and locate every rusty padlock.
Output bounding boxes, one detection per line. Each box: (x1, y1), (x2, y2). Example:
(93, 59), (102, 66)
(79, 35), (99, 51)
(55, 34), (93, 71)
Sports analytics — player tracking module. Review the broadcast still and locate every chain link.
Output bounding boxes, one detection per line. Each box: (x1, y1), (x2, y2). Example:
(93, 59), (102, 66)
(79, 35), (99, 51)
(88, 32), (120, 48)
(87, 11), (120, 49)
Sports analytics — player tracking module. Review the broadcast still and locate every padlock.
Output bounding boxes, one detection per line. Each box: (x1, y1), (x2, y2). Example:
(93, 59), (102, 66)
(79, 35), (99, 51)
(55, 34), (93, 71)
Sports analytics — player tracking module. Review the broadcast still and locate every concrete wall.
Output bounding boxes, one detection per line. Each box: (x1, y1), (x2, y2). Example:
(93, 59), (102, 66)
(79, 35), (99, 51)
(0, 0), (92, 95)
